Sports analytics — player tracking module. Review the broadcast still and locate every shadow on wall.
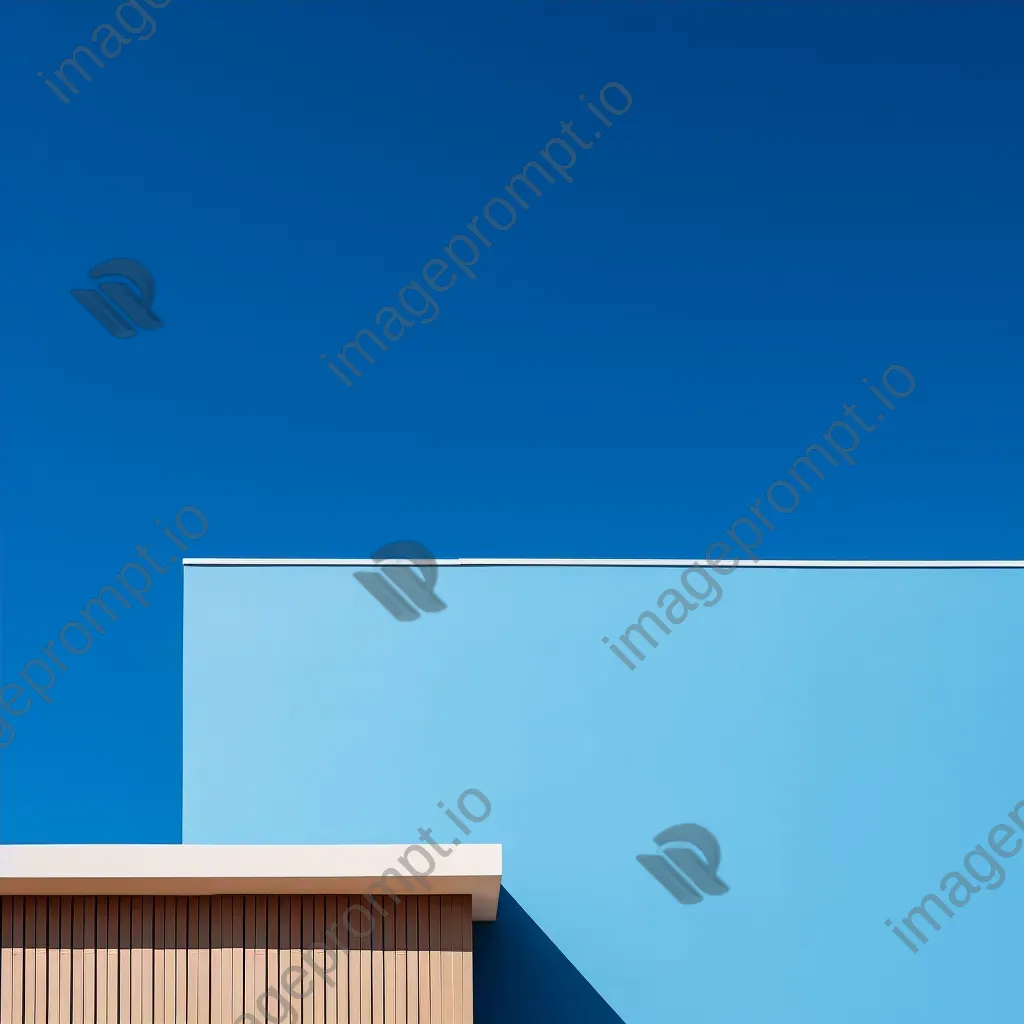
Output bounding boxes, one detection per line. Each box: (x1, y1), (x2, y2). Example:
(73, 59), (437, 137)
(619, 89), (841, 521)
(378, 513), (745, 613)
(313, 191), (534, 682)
(474, 886), (625, 1024)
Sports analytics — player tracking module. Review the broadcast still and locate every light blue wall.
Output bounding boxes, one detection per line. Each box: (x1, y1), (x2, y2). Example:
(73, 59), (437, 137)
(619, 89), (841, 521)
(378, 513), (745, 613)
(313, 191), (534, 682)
(183, 564), (1024, 1024)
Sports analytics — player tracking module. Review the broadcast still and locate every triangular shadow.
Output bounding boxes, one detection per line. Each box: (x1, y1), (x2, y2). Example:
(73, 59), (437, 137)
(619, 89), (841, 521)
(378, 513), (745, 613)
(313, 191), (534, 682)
(473, 886), (626, 1024)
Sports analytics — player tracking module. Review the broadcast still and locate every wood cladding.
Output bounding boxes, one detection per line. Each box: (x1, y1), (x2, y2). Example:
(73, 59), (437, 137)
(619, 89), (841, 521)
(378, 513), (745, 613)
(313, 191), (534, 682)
(0, 894), (472, 1024)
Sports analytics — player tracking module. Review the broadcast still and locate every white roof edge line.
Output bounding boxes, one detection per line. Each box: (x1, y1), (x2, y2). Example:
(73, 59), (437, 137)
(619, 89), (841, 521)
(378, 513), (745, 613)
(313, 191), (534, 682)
(181, 558), (1024, 568)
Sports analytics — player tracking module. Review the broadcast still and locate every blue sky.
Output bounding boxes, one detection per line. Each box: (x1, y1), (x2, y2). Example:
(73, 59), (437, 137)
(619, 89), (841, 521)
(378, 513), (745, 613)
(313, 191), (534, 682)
(2, 0), (1024, 984)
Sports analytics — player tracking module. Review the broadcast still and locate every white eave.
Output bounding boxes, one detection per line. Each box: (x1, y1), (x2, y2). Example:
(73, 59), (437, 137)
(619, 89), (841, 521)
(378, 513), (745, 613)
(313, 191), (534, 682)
(0, 845), (502, 921)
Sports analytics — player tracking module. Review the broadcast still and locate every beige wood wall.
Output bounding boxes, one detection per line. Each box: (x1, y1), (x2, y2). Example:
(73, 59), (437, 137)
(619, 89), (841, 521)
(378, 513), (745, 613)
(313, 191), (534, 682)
(0, 894), (472, 1024)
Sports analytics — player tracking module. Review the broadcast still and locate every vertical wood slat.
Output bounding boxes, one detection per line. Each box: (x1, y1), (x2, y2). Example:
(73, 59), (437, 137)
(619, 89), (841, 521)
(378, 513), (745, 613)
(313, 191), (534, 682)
(325, 895), (340, 1024)
(394, 900), (406, 1024)
(301, 894), (314, 1024)
(176, 897), (188, 1024)
(232, 896), (244, 1024)
(287, 896), (299, 1024)
(199, 896), (211, 1024)
(82, 897), (96, 1024)
(220, 896), (233, 1024)
(1, 897), (13, 1024)
(97, 898), (110, 1024)
(440, 896), (453, 1024)
(264, 896), (278, 1024)
(24, 897), (37, 1024)
(118, 897), (131, 1024)
(72, 896), (85, 1024)
(13, 897), (26, 1024)
(245, 895), (257, 1022)
(209, 896), (222, 1024)
(254, 896), (267, 1024)
(188, 895), (201, 1024)
(429, 897), (442, 1024)
(418, 897), (430, 1024)
(142, 896), (155, 1024)
(405, 898), (417, 1024)
(383, 897), (395, 1024)
(462, 895), (473, 1024)
(276, 895), (290, 1024)
(104, 897), (119, 1024)
(374, 897), (386, 1024)
(348, 896), (360, 1024)
(165, 897), (178, 1024)
(450, 896), (462, 1024)
(48, 896), (60, 1024)
(359, 897), (372, 1024)
(131, 896), (143, 1024)
(312, 895), (325, 1024)
(154, 897), (166, 1024)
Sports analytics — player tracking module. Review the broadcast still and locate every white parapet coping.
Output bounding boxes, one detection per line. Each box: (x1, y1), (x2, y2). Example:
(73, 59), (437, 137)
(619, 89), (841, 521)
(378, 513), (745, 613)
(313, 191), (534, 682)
(182, 558), (1024, 568)
(0, 844), (503, 921)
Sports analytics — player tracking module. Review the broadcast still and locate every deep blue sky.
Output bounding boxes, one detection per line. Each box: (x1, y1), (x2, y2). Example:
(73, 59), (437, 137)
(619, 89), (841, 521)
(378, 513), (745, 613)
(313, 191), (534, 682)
(2, 2), (1023, 844)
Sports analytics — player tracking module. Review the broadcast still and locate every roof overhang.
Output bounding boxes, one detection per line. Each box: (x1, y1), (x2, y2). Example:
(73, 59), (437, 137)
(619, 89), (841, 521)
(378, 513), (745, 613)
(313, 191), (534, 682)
(0, 844), (502, 921)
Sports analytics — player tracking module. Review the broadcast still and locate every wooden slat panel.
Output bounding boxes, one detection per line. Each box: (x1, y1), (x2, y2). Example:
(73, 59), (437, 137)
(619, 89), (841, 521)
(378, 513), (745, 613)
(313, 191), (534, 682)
(0, 892), (474, 1024)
